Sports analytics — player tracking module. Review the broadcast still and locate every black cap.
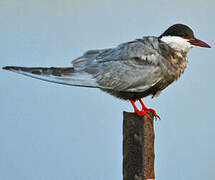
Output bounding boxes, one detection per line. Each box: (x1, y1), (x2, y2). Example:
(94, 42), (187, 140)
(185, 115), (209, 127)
(159, 24), (195, 40)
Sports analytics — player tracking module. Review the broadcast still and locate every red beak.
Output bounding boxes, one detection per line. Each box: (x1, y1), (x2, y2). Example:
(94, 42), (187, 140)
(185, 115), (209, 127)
(188, 38), (211, 48)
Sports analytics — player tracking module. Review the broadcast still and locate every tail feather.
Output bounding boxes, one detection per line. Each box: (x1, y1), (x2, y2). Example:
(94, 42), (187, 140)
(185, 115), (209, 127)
(3, 66), (98, 88)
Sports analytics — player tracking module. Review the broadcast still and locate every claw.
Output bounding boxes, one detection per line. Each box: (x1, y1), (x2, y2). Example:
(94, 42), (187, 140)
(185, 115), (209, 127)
(146, 108), (160, 119)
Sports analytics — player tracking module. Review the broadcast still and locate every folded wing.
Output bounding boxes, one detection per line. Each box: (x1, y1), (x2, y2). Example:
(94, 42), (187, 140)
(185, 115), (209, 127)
(3, 37), (165, 93)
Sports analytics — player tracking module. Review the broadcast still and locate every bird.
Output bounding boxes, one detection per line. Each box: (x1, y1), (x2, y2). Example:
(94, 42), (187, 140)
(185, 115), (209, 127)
(3, 24), (211, 119)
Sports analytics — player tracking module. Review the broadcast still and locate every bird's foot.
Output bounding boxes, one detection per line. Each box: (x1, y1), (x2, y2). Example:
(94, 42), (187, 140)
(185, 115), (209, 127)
(130, 99), (160, 119)
(139, 99), (160, 119)
(143, 108), (160, 119)
(134, 108), (151, 119)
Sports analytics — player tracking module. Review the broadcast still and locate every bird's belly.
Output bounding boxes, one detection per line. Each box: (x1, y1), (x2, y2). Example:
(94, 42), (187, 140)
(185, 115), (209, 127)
(101, 84), (162, 101)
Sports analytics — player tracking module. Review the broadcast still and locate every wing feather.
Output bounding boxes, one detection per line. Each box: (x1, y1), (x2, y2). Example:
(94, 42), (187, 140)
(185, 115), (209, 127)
(4, 37), (165, 94)
(81, 37), (164, 92)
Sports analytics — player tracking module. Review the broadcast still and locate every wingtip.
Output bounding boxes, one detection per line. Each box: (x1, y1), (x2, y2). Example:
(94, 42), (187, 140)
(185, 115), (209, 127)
(2, 66), (19, 71)
(2, 66), (10, 70)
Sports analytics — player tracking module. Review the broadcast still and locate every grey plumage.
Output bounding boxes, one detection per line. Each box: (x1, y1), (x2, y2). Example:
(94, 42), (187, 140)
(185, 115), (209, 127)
(75, 37), (187, 100)
(3, 24), (210, 101)
(3, 37), (187, 100)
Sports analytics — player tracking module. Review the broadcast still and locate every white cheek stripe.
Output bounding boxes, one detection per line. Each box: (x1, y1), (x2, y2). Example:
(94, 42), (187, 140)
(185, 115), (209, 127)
(160, 36), (192, 52)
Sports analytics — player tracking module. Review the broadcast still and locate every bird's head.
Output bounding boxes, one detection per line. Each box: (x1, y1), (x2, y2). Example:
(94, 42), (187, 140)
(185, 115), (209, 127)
(159, 24), (211, 53)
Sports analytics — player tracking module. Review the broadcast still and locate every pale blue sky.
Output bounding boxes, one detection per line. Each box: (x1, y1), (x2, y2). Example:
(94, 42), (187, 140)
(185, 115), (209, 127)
(1, 0), (215, 179)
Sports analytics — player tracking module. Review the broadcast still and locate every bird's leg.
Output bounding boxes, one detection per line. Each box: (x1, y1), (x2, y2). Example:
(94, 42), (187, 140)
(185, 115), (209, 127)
(129, 100), (150, 119)
(139, 99), (160, 119)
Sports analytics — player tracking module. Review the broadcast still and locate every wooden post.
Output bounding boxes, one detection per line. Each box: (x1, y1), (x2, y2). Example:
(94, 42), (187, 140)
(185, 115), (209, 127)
(123, 112), (155, 180)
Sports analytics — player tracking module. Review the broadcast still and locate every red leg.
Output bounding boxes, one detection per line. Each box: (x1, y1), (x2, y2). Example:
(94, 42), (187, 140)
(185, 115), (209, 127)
(139, 99), (147, 110)
(139, 99), (160, 119)
(129, 99), (160, 119)
(129, 100), (150, 119)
